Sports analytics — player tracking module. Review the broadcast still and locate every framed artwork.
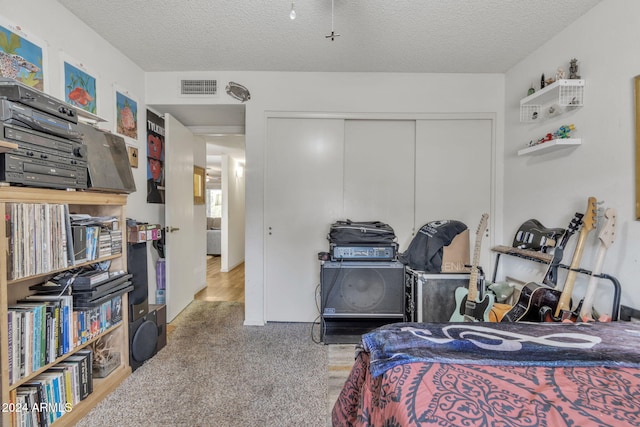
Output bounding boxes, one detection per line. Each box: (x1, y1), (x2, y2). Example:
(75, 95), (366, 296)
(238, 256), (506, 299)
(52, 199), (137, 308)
(62, 54), (97, 115)
(147, 109), (165, 204)
(194, 166), (205, 205)
(115, 85), (138, 141)
(0, 16), (46, 91)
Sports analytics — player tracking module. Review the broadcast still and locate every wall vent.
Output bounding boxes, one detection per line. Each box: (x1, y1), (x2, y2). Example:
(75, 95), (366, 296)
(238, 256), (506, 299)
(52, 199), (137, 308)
(180, 79), (217, 96)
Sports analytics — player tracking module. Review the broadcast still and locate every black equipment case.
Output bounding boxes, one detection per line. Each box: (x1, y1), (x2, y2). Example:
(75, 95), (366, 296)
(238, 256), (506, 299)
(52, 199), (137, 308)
(328, 220), (396, 245)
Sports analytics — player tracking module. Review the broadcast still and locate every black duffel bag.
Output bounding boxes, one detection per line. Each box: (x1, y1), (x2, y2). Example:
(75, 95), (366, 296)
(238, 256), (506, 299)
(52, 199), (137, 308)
(328, 220), (396, 245)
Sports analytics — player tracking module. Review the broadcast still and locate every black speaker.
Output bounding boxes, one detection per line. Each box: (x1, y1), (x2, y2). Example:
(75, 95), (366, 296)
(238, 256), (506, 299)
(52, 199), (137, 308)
(127, 242), (149, 321)
(321, 261), (405, 317)
(150, 304), (167, 353)
(129, 309), (158, 372)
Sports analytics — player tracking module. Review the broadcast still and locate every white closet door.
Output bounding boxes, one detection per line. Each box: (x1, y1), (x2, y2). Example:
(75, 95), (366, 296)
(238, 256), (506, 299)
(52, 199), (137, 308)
(265, 118), (344, 322)
(415, 119), (493, 268)
(343, 120), (416, 248)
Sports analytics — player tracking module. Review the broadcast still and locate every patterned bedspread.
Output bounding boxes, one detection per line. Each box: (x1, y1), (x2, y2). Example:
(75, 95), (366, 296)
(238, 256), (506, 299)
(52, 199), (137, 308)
(332, 322), (640, 427)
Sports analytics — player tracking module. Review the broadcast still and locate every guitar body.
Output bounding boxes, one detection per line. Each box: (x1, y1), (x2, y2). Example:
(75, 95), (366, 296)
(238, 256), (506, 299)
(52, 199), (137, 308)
(500, 282), (562, 322)
(450, 287), (495, 322)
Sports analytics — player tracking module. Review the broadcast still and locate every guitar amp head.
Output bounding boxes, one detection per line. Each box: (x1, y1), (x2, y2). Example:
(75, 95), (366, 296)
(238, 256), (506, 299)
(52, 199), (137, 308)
(330, 243), (397, 261)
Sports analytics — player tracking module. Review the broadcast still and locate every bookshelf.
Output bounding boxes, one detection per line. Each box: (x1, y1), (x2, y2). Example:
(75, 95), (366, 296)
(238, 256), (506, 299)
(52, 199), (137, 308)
(0, 186), (131, 426)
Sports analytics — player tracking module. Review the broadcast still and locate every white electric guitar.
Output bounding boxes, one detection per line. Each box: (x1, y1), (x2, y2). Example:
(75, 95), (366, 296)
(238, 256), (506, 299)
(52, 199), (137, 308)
(579, 207), (616, 322)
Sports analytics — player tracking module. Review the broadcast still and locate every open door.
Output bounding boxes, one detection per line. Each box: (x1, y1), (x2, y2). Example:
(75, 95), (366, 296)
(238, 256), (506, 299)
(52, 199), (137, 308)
(164, 114), (198, 321)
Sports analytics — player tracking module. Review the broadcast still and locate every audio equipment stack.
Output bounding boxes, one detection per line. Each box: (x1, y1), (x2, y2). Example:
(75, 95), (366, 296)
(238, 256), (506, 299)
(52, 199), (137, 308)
(320, 221), (405, 344)
(0, 78), (88, 190)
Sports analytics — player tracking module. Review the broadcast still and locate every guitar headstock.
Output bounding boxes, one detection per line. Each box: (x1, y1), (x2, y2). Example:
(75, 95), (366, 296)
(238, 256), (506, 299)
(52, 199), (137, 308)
(598, 208), (617, 248)
(567, 212), (583, 236)
(582, 197), (598, 232)
(476, 213), (489, 238)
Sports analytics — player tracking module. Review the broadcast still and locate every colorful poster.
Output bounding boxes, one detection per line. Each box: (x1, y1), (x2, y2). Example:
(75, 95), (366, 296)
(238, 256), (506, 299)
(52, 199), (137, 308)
(0, 18), (45, 90)
(147, 109), (165, 204)
(115, 89), (138, 140)
(64, 60), (97, 114)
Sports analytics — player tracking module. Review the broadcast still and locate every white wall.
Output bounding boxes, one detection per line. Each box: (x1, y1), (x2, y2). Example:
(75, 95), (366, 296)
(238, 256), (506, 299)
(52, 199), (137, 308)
(504, 0), (640, 315)
(222, 156), (245, 273)
(147, 71), (506, 325)
(3, 0), (163, 300)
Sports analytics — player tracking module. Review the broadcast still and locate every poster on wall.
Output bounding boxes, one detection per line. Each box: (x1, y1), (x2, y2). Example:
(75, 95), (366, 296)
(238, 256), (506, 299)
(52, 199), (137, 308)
(62, 54), (97, 116)
(147, 109), (165, 204)
(115, 85), (138, 141)
(0, 16), (46, 91)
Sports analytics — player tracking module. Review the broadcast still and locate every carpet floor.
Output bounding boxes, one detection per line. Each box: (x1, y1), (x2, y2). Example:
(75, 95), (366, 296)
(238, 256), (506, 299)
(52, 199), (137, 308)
(75, 301), (355, 427)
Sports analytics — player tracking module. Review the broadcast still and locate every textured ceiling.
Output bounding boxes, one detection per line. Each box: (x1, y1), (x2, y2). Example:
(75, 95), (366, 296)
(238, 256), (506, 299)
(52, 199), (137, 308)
(58, 0), (602, 74)
(56, 0), (602, 173)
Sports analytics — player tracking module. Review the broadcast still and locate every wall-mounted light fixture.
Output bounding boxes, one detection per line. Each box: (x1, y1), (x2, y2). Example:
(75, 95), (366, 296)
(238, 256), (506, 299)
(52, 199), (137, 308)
(236, 164), (245, 178)
(290, 1), (296, 20)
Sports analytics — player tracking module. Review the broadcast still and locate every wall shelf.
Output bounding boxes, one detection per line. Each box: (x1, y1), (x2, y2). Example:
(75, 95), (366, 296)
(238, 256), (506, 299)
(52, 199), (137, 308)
(518, 138), (581, 156)
(520, 79), (585, 122)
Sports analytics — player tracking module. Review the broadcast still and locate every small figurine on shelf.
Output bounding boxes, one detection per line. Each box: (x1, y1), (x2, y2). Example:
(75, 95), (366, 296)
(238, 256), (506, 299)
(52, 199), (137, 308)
(528, 84), (535, 96)
(569, 58), (581, 79)
(553, 124), (575, 139)
(556, 67), (565, 81)
(541, 73), (546, 89)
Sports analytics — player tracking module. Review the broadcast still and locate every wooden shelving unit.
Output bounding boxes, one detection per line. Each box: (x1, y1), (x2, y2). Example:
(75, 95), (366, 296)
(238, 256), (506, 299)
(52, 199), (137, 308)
(0, 187), (130, 426)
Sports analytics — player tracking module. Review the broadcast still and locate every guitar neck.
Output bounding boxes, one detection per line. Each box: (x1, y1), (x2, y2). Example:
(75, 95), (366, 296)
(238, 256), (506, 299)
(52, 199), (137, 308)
(579, 244), (607, 321)
(467, 240), (482, 301)
(554, 227), (589, 316)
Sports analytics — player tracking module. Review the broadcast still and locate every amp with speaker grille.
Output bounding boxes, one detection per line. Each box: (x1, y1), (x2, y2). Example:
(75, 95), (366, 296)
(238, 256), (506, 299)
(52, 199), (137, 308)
(320, 260), (405, 343)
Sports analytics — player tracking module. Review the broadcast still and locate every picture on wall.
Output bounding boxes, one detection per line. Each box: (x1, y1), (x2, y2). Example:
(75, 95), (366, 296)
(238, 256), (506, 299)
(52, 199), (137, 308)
(63, 58), (97, 115)
(0, 17), (45, 90)
(147, 109), (165, 204)
(115, 87), (138, 140)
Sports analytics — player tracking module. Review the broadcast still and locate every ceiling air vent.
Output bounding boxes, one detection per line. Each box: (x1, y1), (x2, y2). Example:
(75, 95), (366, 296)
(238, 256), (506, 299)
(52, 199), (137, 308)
(180, 79), (217, 96)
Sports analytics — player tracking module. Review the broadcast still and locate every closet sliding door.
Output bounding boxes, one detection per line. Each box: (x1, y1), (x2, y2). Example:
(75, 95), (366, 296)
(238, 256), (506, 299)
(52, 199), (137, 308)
(265, 118), (344, 322)
(343, 120), (415, 249)
(415, 119), (493, 268)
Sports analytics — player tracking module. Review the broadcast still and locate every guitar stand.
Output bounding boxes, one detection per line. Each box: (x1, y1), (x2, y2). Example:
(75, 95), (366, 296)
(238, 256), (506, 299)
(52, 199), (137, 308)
(491, 249), (621, 320)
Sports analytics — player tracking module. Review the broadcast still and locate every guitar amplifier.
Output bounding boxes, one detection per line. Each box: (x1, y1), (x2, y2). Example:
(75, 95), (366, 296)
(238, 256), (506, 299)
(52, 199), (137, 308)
(406, 269), (473, 322)
(330, 243), (397, 261)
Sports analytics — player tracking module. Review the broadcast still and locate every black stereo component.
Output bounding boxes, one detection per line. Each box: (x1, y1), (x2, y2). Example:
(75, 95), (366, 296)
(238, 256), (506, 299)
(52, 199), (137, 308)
(0, 99), (82, 141)
(0, 77), (78, 123)
(128, 242), (149, 321)
(330, 243), (397, 261)
(1, 152), (88, 189)
(321, 260), (405, 318)
(2, 122), (86, 161)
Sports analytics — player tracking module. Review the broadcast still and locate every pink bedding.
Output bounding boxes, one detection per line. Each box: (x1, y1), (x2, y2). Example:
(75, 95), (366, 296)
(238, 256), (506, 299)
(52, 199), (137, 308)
(332, 351), (640, 426)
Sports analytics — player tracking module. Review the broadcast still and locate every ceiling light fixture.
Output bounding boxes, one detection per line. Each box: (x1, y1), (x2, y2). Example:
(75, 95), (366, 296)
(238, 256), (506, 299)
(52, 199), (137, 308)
(290, 1), (296, 20)
(325, 0), (340, 41)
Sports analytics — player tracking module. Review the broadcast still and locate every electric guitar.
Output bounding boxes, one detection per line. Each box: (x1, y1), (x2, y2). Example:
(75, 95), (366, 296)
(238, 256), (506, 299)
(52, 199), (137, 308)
(540, 196), (598, 322)
(579, 207), (616, 322)
(501, 212), (582, 322)
(450, 214), (493, 322)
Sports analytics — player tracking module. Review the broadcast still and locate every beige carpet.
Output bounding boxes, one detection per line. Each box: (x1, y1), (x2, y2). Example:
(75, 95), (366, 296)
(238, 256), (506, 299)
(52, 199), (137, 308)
(76, 301), (344, 427)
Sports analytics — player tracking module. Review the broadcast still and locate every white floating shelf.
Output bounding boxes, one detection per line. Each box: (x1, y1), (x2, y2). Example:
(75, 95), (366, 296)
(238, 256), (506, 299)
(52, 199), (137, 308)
(518, 138), (581, 156)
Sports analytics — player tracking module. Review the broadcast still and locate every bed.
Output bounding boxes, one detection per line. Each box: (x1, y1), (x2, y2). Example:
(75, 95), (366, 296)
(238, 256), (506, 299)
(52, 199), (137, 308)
(332, 321), (640, 426)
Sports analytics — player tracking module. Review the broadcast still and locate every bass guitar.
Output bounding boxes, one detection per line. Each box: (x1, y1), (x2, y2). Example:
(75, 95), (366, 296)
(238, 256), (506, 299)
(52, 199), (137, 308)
(541, 196), (598, 322)
(579, 207), (616, 322)
(450, 214), (493, 322)
(500, 212), (582, 322)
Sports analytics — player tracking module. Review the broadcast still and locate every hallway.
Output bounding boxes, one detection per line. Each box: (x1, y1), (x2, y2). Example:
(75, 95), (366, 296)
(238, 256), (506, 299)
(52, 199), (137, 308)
(195, 256), (245, 303)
